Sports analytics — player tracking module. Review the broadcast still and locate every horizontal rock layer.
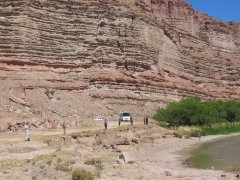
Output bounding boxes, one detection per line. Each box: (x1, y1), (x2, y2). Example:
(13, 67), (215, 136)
(0, 0), (239, 118)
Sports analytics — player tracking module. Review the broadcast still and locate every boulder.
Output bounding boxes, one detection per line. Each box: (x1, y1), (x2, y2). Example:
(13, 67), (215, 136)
(115, 137), (130, 145)
(118, 152), (136, 164)
(165, 171), (172, 176)
(47, 136), (72, 148)
(131, 138), (140, 144)
(0, 122), (9, 132)
(44, 120), (56, 129)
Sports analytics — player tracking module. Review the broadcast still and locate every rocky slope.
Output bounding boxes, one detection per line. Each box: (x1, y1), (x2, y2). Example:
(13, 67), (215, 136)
(0, 0), (239, 121)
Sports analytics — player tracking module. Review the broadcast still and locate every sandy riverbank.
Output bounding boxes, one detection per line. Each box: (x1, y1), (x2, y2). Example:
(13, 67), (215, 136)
(101, 132), (240, 180)
(0, 122), (239, 180)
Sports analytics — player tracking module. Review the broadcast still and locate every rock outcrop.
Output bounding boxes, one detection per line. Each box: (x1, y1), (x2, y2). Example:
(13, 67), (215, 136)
(0, 0), (239, 120)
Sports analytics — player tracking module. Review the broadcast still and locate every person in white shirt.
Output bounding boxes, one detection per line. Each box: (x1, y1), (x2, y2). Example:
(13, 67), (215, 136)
(24, 122), (30, 141)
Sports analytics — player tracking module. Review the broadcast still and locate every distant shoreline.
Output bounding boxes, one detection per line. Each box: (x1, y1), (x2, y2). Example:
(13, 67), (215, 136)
(178, 132), (240, 170)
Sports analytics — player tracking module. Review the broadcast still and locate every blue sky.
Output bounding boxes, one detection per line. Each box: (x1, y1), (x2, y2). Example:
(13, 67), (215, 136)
(183, 0), (240, 22)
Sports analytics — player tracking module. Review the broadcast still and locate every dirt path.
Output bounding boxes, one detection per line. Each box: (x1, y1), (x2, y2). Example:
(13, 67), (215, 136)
(0, 120), (123, 161)
(0, 149), (56, 160)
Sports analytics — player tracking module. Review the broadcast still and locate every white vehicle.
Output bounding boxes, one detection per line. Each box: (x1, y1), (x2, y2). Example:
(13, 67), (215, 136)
(118, 112), (133, 122)
(94, 115), (103, 121)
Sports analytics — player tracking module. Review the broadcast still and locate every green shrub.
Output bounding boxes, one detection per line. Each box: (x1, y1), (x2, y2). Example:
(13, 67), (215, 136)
(153, 97), (240, 127)
(55, 163), (72, 172)
(202, 122), (240, 135)
(72, 169), (95, 180)
(225, 101), (240, 122)
(173, 122), (240, 137)
(85, 158), (104, 171)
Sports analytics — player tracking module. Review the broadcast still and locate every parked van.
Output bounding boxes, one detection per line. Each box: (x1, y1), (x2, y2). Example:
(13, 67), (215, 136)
(118, 112), (133, 122)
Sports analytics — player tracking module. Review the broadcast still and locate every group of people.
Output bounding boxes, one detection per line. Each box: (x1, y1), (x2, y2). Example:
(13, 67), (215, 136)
(23, 116), (149, 141)
(23, 121), (69, 142)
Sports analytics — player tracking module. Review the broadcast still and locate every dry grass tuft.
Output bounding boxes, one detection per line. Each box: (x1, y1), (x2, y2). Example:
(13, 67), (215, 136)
(174, 126), (202, 138)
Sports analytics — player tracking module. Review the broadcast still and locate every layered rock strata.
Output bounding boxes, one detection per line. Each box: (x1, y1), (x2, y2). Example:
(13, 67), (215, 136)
(0, 0), (239, 119)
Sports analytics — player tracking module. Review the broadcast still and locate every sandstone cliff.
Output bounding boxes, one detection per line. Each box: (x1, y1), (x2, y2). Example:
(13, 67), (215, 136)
(0, 0), (239, 120)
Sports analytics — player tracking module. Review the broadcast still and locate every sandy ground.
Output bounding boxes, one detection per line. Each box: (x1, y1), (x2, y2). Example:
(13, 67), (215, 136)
(0, 121), (239, 180)
(100, 131), (240, 180)
(111, 136), (240, 180)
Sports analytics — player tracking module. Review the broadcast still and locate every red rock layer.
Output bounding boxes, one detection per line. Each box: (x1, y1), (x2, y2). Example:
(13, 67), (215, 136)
(0, 0), (239, 118)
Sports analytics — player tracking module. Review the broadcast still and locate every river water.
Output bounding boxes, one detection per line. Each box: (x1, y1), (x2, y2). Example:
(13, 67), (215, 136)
(189, 135), (240, 171)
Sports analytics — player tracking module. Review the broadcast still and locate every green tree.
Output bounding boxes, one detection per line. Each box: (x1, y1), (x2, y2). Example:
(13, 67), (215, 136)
(153, 97), (240, 127)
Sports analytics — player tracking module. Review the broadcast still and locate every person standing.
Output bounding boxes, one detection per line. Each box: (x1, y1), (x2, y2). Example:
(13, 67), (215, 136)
(24, 122), (30, 141)
(104, 119), (108, 130)
(130, 116), (133, 126)
(62, 121), (67, 135)
(145, 116), (149, 125)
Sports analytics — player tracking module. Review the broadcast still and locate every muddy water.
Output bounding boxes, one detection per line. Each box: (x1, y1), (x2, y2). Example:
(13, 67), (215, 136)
(190, 135), (240, 171)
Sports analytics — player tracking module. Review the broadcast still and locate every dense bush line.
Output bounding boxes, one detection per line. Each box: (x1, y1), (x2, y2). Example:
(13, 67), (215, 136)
(153, 97), (240, 126)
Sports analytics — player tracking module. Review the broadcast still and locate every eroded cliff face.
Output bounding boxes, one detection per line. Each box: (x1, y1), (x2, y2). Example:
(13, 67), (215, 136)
(0, 0), (239, 120)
